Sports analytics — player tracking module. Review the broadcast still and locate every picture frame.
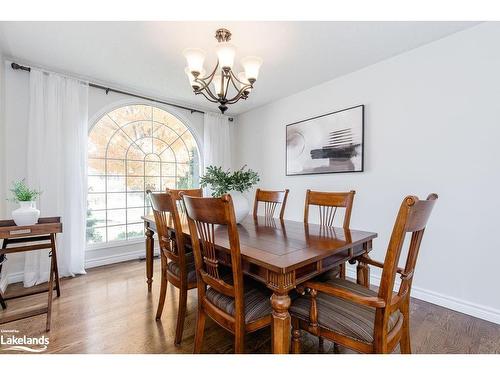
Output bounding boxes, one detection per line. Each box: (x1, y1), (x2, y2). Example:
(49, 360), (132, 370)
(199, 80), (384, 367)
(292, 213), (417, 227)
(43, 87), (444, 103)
(285, 104), (364, 176)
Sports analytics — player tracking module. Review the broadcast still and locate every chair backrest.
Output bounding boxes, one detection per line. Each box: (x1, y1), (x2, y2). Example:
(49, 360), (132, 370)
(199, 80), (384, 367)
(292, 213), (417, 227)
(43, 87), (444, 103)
(167, 188), (203, 201)
(253, 188), (289, 220)
(166, 188), (203, 213)
(303, 190), (355, 228)
(378, 194), (438, 305)
(148, 191), (188, 277)
(182, 194), (244, 315)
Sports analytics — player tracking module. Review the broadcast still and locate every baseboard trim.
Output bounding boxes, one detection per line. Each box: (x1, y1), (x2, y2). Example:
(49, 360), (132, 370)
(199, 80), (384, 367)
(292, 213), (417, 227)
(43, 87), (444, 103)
(0, 275), (9, 293)
(346, 268), (500, 325)
(0, 249), (160, 292)
(1, 270), (24, 291)
(84, 249), (153, 269)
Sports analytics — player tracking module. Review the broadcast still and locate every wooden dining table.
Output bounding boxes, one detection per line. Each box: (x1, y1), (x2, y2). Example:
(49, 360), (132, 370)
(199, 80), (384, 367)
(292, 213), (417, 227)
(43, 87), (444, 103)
(142, 214), (377, 354)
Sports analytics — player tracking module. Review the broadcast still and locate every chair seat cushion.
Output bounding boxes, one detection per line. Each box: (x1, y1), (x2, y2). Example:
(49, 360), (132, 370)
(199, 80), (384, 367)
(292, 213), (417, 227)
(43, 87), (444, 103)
(167, 260), (197, 283)
(205, 278), (272, 324)
(290, 278), (401, 343)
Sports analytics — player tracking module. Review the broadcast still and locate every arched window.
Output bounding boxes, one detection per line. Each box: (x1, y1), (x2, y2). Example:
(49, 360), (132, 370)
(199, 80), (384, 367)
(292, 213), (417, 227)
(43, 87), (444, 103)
(86, 104), (200, 245)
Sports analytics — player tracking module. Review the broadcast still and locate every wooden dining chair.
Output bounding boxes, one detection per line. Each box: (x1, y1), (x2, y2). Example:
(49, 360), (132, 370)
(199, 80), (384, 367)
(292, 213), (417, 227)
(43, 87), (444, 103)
(304, 189), (355, 228)
(291, 193), (438, 354)
(253, 188), (289, 220)
(182, 194), (273, 353)
(304, 190), (355, 279)
(149, 191), (197, 346)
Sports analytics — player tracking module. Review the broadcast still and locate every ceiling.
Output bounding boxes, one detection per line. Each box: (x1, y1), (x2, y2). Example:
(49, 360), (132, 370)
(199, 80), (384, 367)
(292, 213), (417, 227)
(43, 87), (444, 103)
(0, 21), (480, 115)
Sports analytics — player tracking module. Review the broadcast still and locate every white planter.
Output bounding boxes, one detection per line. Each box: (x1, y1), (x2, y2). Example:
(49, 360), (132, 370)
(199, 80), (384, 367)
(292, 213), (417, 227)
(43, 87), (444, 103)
(12, 201), (40, 226)
(229, 191), (250, 224)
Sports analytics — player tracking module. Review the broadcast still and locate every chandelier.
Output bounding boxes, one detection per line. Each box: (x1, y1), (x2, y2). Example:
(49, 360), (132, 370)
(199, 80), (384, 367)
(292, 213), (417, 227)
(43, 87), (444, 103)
(183, 28), (263, 114)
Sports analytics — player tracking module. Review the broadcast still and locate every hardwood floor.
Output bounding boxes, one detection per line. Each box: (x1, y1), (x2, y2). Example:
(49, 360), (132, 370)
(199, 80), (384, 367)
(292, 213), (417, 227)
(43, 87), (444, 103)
(1, 259), (499, 354)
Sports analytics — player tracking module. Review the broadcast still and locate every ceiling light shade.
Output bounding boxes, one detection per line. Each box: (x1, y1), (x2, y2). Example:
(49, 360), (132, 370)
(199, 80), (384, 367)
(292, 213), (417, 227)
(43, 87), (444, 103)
(183, 48), (206, 75)
(216, 42), (236, 70)
(241, 56), (263, 82)
(212, 74), (224, 96)
(185, 67), (205, 89)
(237, 72), (252, 93)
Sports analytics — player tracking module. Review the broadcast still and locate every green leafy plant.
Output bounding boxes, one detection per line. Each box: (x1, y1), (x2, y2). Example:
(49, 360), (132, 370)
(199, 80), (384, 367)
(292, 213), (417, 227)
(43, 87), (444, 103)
(8, 179), (42, 203)
(200, 165), (259, 197)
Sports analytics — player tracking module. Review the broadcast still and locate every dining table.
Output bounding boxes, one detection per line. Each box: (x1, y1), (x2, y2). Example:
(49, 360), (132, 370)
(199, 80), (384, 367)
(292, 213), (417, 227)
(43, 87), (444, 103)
(141, 214), (377, 354)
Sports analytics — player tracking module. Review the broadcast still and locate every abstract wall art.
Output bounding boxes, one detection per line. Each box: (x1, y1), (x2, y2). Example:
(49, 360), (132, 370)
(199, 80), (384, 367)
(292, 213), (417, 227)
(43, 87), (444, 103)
(286, 105), (364, 175)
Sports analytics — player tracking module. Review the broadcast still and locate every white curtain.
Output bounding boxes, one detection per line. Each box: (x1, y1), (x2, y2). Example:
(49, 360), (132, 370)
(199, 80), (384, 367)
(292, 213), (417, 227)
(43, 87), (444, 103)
(24, 69), (88, 287)
(203, 112), (232, 170)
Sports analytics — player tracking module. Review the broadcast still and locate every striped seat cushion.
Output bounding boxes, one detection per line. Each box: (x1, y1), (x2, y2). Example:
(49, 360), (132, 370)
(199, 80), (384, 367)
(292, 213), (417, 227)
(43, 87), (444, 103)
(206, 278), (272, 324)
(290, 278), (401, 343)
(167, 259), (197, 283)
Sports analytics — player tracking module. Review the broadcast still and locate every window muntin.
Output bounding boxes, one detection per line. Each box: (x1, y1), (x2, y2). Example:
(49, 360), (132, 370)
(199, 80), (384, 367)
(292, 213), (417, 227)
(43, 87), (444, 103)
(86, 104), (200, 245)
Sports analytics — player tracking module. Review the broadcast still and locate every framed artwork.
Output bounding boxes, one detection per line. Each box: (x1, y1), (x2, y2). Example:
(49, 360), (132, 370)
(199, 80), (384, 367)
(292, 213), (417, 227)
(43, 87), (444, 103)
(286, 105), (364, 176)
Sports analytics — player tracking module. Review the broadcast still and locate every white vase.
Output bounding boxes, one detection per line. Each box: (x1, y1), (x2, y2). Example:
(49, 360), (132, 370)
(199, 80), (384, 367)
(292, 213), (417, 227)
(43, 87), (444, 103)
(229, 191), (250, 224)
(12, 201), (40, 226)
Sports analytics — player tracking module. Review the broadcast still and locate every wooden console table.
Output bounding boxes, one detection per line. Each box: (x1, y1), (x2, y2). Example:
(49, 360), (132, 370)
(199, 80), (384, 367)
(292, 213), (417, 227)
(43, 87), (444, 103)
(0, 217), (62, 331)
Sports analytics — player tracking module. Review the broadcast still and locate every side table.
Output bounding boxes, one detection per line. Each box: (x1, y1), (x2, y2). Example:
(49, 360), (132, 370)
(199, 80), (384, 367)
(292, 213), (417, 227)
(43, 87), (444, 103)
(0, 217), (62, 331)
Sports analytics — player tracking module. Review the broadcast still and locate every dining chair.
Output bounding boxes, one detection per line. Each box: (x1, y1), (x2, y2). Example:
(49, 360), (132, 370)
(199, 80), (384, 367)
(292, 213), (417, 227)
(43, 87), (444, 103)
(304, 190), (356, 279)
(149, 191), (197, 346)
(182, 194), (273, 353)
(291, 193), (438, 354)
(253, 188), (289, 220)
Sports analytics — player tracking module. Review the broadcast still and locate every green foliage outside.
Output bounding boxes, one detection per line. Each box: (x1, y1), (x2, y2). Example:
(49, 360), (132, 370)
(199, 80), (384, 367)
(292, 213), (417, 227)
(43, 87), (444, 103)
(86, 208), (103, 243)
(178, 149), (198, 189)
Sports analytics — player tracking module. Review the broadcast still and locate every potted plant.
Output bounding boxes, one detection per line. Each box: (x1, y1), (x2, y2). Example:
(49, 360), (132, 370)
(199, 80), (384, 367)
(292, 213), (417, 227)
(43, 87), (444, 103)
(8, 179), (42, 226)
(200, 165), (259, 223)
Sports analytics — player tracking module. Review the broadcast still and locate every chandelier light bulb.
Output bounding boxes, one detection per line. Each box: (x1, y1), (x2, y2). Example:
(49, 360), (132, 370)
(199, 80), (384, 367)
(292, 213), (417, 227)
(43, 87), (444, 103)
(183, 48), (206, 75)
(241, 56), (263, 82)
(216, 42), (236, 70)
(212, 74), (224, 96)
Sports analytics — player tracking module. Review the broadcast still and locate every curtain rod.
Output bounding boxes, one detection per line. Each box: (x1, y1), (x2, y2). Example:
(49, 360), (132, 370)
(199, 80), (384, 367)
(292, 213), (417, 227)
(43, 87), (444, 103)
(11, 62), (234, 121)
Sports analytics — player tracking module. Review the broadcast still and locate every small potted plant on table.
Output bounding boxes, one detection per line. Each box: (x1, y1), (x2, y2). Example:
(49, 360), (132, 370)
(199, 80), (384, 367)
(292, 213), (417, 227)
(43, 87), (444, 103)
(8, 179), (42, 226)
(200, 165), (259, 223)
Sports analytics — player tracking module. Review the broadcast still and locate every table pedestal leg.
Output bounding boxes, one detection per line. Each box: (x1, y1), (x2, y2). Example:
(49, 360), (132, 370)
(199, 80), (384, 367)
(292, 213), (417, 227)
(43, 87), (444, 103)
(145, 227), (154, 292)
(271, 292), (291, 354)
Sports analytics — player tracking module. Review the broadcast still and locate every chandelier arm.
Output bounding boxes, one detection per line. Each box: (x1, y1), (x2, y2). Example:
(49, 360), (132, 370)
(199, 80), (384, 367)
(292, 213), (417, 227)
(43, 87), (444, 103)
(228, 69), (246, 86)
(193, 60), (220, 94)
(225, 88), (250, 104)
(196, 90), (220, 103)
(200, 86), (221, 102)
(227, 69), (253, 98)
(228, 74), (242, 93)
(193, 77), (215, 95)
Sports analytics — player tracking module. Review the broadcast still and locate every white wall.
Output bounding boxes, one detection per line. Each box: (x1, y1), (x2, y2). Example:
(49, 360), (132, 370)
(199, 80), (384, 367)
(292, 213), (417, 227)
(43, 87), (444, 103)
(234, 22), (500, 323)
(0, 60), (205, 288)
